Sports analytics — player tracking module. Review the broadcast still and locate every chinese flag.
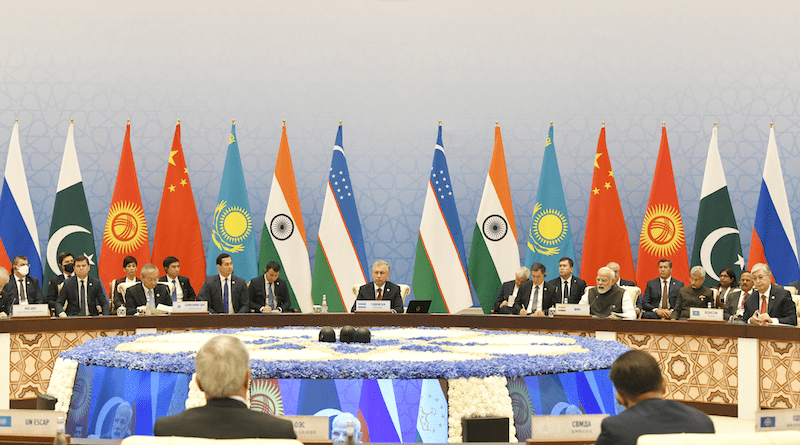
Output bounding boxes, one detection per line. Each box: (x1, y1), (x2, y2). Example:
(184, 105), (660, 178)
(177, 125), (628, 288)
(151, 122), (206, 288)
(99, 122), (151, 290)
(635, 125), (690, 285)
(581, 126), (635, 285)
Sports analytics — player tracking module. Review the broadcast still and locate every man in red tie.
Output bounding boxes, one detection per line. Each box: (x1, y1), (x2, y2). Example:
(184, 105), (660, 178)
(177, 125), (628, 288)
(744, 263), (797, 326)
(351, 260), (403, 313)
(724, 271), (753, 321)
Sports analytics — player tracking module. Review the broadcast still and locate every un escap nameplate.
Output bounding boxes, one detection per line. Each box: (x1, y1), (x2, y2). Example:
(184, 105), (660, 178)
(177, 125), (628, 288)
(554, 304), (590, 317)
(0, 409), (60, 436)
(11, 304), (49, 317)
(530, 414), (608, 441)
(278, 415), (329, 441)
(356, 300), (391, 312)
(171, 301), (208, 313)
(756, 408), (800, 431)
(689, 308), (724, 321)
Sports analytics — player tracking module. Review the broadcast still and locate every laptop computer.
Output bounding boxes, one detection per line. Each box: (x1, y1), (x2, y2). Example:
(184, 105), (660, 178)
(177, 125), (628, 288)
(406, 299), (432, 313)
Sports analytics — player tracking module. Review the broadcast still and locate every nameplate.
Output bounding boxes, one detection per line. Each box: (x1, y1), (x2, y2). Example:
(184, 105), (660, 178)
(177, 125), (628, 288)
(530, 414), (608, 441)
(0, 409), (60, 435)
(171, 301), (208, 313)
(355, 300), (391, 312)
(690, 307), (724, 321)
(278, 415), (329, 441)
(756, 409), (800, 431)
(11, 304), (49, 317)
(554, 304), (590, 317)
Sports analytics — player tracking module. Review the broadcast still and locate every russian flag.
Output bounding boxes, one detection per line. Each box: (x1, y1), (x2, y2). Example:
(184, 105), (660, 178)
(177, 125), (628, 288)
(0, 121), (42, 281)
(747, 124), (800, 284)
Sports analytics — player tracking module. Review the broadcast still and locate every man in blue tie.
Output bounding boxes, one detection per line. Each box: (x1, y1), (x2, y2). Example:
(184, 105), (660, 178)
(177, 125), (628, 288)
(124, 264), (171, 315)
(159, 256), (197, 302)
(248, 261), (292, 313)
(197, 254), (249, 314)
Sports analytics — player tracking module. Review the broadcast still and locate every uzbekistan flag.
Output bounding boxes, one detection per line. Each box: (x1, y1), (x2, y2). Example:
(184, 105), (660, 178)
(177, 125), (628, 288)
(258, 122), (312, 312)
(412, 123), (473, 314)
(468, 123), (519, 314)
(311, 123), (369, 312)
(0, 120), (42, 281)
(748, 124), (800, 284)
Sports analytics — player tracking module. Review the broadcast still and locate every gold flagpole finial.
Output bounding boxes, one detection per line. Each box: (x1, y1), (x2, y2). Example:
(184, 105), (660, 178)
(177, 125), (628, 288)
(771, 122), (774, 128)
(714, 122), (717, 126)
(339, 120), (342, 126)
(602, 121), (605, 127)
(177, 119), (180, 124)
(283, 120), (286, 127)
(550, 121), (553, 126)
(232, 119), (235, 125)
(662, 122), (666, 127)
(15, 118), (18, 123)
(438, 120), (442, 126)
(127, 119), (130, 125)
(70, 118), (73, 124)
(495, 121), (499, 126)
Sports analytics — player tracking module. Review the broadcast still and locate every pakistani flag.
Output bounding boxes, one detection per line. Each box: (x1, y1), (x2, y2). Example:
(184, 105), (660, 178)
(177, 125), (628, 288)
(468, 124), (519, 314)
(45, 121), (98, 284)
(691, 124), (744, 286)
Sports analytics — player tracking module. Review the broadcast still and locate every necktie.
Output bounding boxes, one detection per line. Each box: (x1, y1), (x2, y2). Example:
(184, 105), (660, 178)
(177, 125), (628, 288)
(223, 278), (230, 314)
(172, 279), (178, 302)
(376, 288), (383, 300)
(760, 294), (767, 314)
(19, 279), (27, 304)
(80, 280), (87, 316)
(267, 282), (274, 308)
(661, 280), (668, 309)
(739, 292), (748, 312)
(563, 280), (569, 303)
(530, 286), (539, 312)
(148, 289), (155, 307)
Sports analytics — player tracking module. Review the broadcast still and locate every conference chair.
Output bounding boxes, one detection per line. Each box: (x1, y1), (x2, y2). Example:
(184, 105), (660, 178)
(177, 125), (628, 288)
(351, 284), (411, 299)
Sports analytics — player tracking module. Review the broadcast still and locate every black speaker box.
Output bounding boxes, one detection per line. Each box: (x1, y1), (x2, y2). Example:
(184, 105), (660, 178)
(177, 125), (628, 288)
(461, 416), (509, 442)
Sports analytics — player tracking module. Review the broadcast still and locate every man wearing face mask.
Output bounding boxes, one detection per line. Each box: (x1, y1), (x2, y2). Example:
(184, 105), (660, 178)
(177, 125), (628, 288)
(579, 267), (636, 319)
(46, 252), (75, 312)
(1, 255), (45, 316)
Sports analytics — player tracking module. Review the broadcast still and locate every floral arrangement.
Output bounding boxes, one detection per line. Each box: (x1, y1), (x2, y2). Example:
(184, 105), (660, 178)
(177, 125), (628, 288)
(447, 376), (515, 442)
(47, 357), (79, 414)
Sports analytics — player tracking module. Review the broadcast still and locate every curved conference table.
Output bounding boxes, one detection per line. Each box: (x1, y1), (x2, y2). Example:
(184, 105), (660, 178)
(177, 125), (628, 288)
(1, 313), (798, 419)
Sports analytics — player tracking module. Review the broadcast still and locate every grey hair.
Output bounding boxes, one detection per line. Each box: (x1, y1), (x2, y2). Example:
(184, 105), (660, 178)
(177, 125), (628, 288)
(196, 335), (250, 399)
(690, 265), (706, 278)
(372, 260), (390, 274)
(598, 266), (615, 279)
(140, 263), (159, 277)
(515, 267), (530, 280)
(751, 263), (770, 276)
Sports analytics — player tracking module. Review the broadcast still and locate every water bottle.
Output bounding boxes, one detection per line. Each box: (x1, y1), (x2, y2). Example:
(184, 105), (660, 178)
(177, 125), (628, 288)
(707, 300), (712, 309)
(53, 415), (67, 445)
(345, 420), (355, 445)
(321, 295), (328, 314)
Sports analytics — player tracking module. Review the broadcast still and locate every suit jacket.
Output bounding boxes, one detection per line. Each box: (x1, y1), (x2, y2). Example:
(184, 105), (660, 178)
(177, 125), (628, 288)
(640, 277), (684, 312)
(153, 398), (296, 439)
(515, 281), (557, 314)
(595, 398), (714, 445)
(46, 274), (73, 311)
(197, 275), (249, 314)
(547, 276), (587, 304)
(111, 276), (140, 311)
(124, 282), (172, 315)
(724, 289), (755, 321)
(159, 275), (196, 302)
(248, 275), (291, 312)
(493, 280), (532, 314)
(56, 276), (109, 316)
(2, 276), (45, 314)
(743, 285), (797, 326)
(619, 278), (635, 287)
(352, 281), (404, 313)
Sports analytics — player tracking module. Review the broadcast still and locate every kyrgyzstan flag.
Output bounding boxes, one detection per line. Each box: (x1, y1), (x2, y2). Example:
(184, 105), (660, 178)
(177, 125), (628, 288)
(99, 121), (151, 289)
(635, 124), (690, 286)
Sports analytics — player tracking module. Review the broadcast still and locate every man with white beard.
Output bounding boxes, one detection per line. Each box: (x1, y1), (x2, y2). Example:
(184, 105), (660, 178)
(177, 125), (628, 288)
(579, 267), (636, 319)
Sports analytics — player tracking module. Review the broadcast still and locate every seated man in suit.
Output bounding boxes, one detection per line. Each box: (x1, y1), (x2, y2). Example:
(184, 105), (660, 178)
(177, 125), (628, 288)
(725, 270), (753, 321)
(352, 260), (404, 313)
(548, 257), (587, 305)
(159, 256), (196, 302)
(46, 252), (74, 313)
(125, 264), (171, 315)
(640, 258), (684, 319)
(517, 263), (556, 316)
(595, 350), (714, 445)
(0, 268), (9, 315)
(493, 266), (531, 314)
(197, 254), (249, 314)
(111, 256), (139, 311)
(606, 262), (635, 287)
(745, 263), (797, 326)
(1, 255), (45, 316)
(579, 267), (636, 319)
(671, 266), (714, 320)
(154, 335), (296, 439)
(56, 255), (110, 317)
(249, 261), (292, 313)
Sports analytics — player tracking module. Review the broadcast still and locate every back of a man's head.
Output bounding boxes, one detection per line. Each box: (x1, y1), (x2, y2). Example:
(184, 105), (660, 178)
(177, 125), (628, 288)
(609, 350), (663, 398)
(196, 335), (250, 399)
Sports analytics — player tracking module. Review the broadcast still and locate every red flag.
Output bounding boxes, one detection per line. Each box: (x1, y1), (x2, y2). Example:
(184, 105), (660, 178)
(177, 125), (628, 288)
(99, 122), (151, 290)
(581, 126), (636, 284)
(151, 122), (206, 288)
(635, 125), (690, 285)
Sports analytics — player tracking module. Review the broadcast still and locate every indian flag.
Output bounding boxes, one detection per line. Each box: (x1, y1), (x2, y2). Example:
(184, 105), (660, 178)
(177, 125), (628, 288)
(412, 123), (473, 314)
(311, 123), (369, 312)
(258, 122), (312, 313)
(468, 124), (519, 313)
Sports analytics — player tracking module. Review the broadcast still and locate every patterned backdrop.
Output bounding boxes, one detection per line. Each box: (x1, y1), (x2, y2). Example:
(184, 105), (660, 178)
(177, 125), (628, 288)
(2, 1), (800, 296)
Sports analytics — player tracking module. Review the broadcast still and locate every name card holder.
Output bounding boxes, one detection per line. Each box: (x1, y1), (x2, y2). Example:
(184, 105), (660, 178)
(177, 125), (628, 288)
(278, 415), (329, 442)
(0, 409), (60, 436)
(756, 408), (800, 431)
(690, 307), (725, 322)
(355, 300), (391, 312)
(554, 303), (591, 317)
(529, 414), (608, 442)
(171, 301), (208, 314)
(11, 304), (50, 318)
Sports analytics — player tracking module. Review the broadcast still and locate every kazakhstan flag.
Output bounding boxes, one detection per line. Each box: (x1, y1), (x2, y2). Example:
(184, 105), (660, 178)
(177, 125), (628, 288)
(525, 124), (575, 275)
(206, 123), (258, 279)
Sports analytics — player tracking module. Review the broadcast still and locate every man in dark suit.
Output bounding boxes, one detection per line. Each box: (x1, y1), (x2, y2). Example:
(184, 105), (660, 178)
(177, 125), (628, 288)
(548, 257), (587, 304)
(249, 261), (291, 313)
(640, 259), (684, 319)
(595, 350), (714, 445)
(607, 262), (635, 286)
(725, 271), (753, 321)
(56, 255), (109, 317)
(124, 264), (172, 315)
(1, 255), (45, 315)
(0, 268), (10, 316)
(352, 260), (404, 313)
(154, 335), (296, 439)
(197, 254), (249, 314)
(493, 267), (531, 314)
(46, 252), (74, 312)
(744, 263), (797, 326)
(159, 256), (196, 302)
(517, 263), (557, 316)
